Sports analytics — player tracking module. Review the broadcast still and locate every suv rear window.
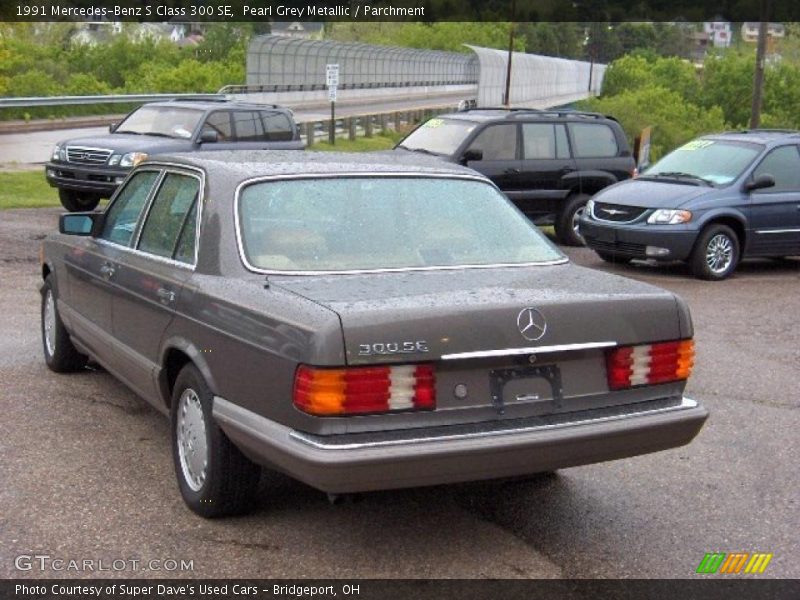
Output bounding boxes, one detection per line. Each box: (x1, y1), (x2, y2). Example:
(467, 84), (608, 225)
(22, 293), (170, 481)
(569, 123), (619, 158)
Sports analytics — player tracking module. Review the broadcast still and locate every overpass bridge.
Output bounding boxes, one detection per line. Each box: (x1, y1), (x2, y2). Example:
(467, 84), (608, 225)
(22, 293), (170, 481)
(236, 35), (605, 110)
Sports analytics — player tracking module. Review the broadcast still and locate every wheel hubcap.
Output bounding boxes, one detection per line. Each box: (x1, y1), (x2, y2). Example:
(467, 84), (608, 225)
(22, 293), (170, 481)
(43, 290), (56, 357)
(177, 388), (208, 492)
(705, 234), (734, 274)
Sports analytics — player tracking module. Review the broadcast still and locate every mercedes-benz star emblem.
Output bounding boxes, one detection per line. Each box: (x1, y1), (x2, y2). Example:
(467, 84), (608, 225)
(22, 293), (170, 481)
(517, 307), (547, 341)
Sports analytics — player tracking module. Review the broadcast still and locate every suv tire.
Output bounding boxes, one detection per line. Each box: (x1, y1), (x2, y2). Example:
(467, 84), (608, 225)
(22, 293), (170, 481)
(171, 364), (261, 518)
(41, 275), (88, 372)
(59, 189), (101, 212)
(689, 223), (740, 281)
(555, 193), (590, 247)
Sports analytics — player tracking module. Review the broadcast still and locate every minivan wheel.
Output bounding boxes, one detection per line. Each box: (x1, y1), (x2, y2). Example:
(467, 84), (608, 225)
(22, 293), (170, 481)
(555, 193), (590, 247)
(41, 275), (88, 372)
(58, 189), (101, 212)
(171, 364), (261, 518)
(689, 224), (740, 281)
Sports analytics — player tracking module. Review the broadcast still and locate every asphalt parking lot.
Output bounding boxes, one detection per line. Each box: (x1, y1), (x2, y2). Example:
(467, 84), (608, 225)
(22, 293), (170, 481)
(1, 207), (798, 579)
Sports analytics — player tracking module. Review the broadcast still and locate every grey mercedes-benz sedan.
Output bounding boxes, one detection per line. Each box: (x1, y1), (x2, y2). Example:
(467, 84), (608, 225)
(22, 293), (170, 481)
(40, 151), (707, 517)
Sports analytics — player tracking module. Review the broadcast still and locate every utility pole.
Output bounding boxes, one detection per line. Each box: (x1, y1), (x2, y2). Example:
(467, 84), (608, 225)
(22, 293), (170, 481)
(750, 0), (771, 129)
(503, 0), (516, 107)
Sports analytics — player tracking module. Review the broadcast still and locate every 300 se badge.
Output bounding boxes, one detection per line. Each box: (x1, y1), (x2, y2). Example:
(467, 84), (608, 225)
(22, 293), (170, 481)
(358, 340), (429, 356)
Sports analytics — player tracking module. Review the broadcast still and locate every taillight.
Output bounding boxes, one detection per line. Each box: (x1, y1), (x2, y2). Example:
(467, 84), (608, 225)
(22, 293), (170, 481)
(605, 340), (694, 390)
(293, 363), (436, 416)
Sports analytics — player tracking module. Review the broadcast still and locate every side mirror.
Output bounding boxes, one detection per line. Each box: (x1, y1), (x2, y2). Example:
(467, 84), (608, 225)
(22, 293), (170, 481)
(198, 129), (218, 144)
(60, 213), (99, 236)
(109, 122), (117, 133)
(461, 148), (483, 164)
(745, 173), (775, 192)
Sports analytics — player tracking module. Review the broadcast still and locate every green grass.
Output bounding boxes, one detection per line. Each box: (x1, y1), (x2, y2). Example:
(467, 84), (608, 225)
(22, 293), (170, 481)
(311, 130), (404, 152)
(0, 170), (60, 209)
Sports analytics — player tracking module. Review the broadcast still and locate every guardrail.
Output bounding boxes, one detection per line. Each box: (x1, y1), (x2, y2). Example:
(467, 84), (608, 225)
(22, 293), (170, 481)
(0, 82), (479, 110)
(301, 107), (451, 146)
(0, 93), (225, 109)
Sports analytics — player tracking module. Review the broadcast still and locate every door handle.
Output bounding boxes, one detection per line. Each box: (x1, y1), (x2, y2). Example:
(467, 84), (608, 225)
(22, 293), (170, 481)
(157, 288), (176, 304)
(504, 168), (521, 174)
(560, 167), (576, 174)
(99, 263), (115, 279)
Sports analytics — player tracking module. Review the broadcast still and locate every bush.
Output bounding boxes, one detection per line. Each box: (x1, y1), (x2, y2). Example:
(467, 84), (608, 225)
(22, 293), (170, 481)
(581, 85), (726, 161)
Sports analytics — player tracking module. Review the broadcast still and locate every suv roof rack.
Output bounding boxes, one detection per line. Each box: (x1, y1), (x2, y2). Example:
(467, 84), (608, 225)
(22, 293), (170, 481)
(168, 97), (281, 109)
(455, 106), (616, 121)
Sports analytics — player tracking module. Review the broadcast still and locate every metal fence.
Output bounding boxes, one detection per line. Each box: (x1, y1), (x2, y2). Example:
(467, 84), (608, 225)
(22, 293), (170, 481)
(467, 45), (606, 107)
(247, 35), (479, 89)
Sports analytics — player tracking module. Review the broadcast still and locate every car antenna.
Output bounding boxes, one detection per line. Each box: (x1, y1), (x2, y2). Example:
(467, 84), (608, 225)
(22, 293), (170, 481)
(263, 275), (270, 289)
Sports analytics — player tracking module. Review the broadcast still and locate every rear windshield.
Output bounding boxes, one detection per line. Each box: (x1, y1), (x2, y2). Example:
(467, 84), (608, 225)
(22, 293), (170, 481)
(238, 177), (564, 272)
(397, 118), (478, 156)
(116, 106), (204, 140)
(644, 139), (763, 186)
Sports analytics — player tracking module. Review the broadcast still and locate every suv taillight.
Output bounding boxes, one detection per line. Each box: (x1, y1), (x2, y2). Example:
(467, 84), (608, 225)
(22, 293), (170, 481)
(293, 364), (436, 416)
(605, 340), (694, 390)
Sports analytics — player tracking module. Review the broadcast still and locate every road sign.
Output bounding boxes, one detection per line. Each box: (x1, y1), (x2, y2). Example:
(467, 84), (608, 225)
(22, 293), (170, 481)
(328, 86), (338, 103)
(326, 64), (339, 87)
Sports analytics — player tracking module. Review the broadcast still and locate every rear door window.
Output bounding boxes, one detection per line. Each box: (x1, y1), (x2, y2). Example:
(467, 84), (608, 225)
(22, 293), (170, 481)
(466, 124), (518, 160)
(522, 123), (570, 159)
(100, 171), (160, 246)
(232, 111), (266, 142)
(751, 145), (800, 192)
(137, 173), (200, 262)
(569, 123), (619, 158)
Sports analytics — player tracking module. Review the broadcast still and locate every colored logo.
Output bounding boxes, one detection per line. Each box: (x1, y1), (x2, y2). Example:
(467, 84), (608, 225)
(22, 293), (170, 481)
(696, 552), (773, 574)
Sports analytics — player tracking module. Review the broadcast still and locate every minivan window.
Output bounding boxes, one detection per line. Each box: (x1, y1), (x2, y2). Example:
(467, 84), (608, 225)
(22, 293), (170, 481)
(138, 173), (200, 261)
(569, 123), (618, 158)
(644, 139), (763, 186)
(467, 124), (517, 161)
(100, 171), (160, 246)
(751, 145), (800, 193)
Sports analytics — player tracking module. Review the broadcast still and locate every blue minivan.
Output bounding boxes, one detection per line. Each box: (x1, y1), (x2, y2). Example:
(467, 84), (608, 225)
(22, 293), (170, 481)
(580, 130), (800, 280)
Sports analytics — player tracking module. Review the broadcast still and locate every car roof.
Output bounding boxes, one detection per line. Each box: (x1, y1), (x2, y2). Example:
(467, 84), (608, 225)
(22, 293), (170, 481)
(705, 130), (800, 145)
(146, 150), (488, 183)
(433, 107), (618, 124)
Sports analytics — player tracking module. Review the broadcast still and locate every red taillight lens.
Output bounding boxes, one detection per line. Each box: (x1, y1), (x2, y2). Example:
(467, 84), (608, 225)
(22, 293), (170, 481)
(293, 364), (436, 416)
(605, 340), (694, 390)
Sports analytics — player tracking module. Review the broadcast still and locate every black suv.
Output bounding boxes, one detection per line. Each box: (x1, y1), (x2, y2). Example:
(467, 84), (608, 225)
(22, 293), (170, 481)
(395, 108), (635, 245)
(46, 99), (303, 211)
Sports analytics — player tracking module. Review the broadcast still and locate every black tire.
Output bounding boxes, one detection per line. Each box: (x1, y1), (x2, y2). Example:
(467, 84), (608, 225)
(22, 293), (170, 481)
(554, 193), (591, 247)
(58, 189), (101, 212)
(171, 364), (261, 518)
(596, 251), (632, 265)
(41, 275), (88, 373)
(689, 223), (740, 281)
